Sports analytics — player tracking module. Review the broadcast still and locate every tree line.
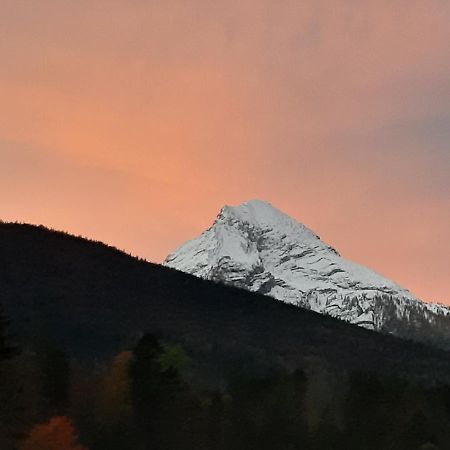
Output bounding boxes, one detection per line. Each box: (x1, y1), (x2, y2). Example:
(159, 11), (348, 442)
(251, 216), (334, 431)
(1, 304), (450, 450)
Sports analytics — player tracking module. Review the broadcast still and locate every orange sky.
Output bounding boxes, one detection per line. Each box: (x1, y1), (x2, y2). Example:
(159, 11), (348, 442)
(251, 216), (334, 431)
(1, 1), (449, 304)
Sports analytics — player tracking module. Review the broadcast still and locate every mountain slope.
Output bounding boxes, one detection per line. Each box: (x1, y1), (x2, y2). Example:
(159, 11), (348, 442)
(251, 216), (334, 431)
(1, 221), (450, 384)
(164, 200), (450, 346)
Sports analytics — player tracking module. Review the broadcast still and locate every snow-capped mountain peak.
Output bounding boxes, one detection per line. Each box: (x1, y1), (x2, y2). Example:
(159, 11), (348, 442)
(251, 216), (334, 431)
(217, 200), (321, 242)
(164, 200), (450, 345)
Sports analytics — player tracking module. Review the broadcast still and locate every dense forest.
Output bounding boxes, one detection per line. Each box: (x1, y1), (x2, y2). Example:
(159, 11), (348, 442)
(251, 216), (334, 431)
(1, 322), (450, 450)
(0, 222), (450, 449)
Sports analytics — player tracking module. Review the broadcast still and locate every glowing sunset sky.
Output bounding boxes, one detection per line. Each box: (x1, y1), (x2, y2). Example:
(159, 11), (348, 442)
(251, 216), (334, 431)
(1, 1), (449, 304)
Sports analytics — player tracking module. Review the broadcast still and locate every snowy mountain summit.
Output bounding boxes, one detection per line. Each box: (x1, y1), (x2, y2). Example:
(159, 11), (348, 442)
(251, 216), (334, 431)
(164, 200), (450, 344)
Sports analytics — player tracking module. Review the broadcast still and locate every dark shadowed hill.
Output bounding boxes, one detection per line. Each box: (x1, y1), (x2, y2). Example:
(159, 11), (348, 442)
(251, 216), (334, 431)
(0, 222), (449, 385)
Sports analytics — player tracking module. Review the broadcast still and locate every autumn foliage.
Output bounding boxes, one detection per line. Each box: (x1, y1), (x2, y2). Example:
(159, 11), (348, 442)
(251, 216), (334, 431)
(20, 416), (87, 450)
(95, 351), (132, 426)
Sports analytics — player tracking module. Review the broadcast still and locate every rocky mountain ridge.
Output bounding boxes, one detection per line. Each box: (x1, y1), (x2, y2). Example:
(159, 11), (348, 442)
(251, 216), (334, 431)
(164, 200), (450, 345)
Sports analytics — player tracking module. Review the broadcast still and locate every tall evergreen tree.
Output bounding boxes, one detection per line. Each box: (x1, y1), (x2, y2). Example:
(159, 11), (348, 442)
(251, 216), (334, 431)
(129, 334), (168, 449)
(129, 334), (200, 450)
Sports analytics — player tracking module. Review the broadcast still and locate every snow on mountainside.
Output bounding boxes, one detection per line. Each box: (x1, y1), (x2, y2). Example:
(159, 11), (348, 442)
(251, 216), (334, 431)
(164, 200), (450, 344)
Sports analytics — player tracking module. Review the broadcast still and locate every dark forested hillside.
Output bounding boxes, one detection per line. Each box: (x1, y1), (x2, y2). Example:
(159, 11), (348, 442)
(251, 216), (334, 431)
(1, 222), (450, 450)
(0, 221), (449, 383)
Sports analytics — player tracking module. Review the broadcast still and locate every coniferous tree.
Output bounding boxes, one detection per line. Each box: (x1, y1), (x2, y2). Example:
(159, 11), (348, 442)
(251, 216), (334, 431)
(129, 334), (201, 450)
(130, 334), (177, 449)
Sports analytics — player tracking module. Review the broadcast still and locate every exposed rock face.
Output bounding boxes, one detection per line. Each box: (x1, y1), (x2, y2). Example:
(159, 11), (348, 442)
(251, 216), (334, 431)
(164, 200), (450, 345)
